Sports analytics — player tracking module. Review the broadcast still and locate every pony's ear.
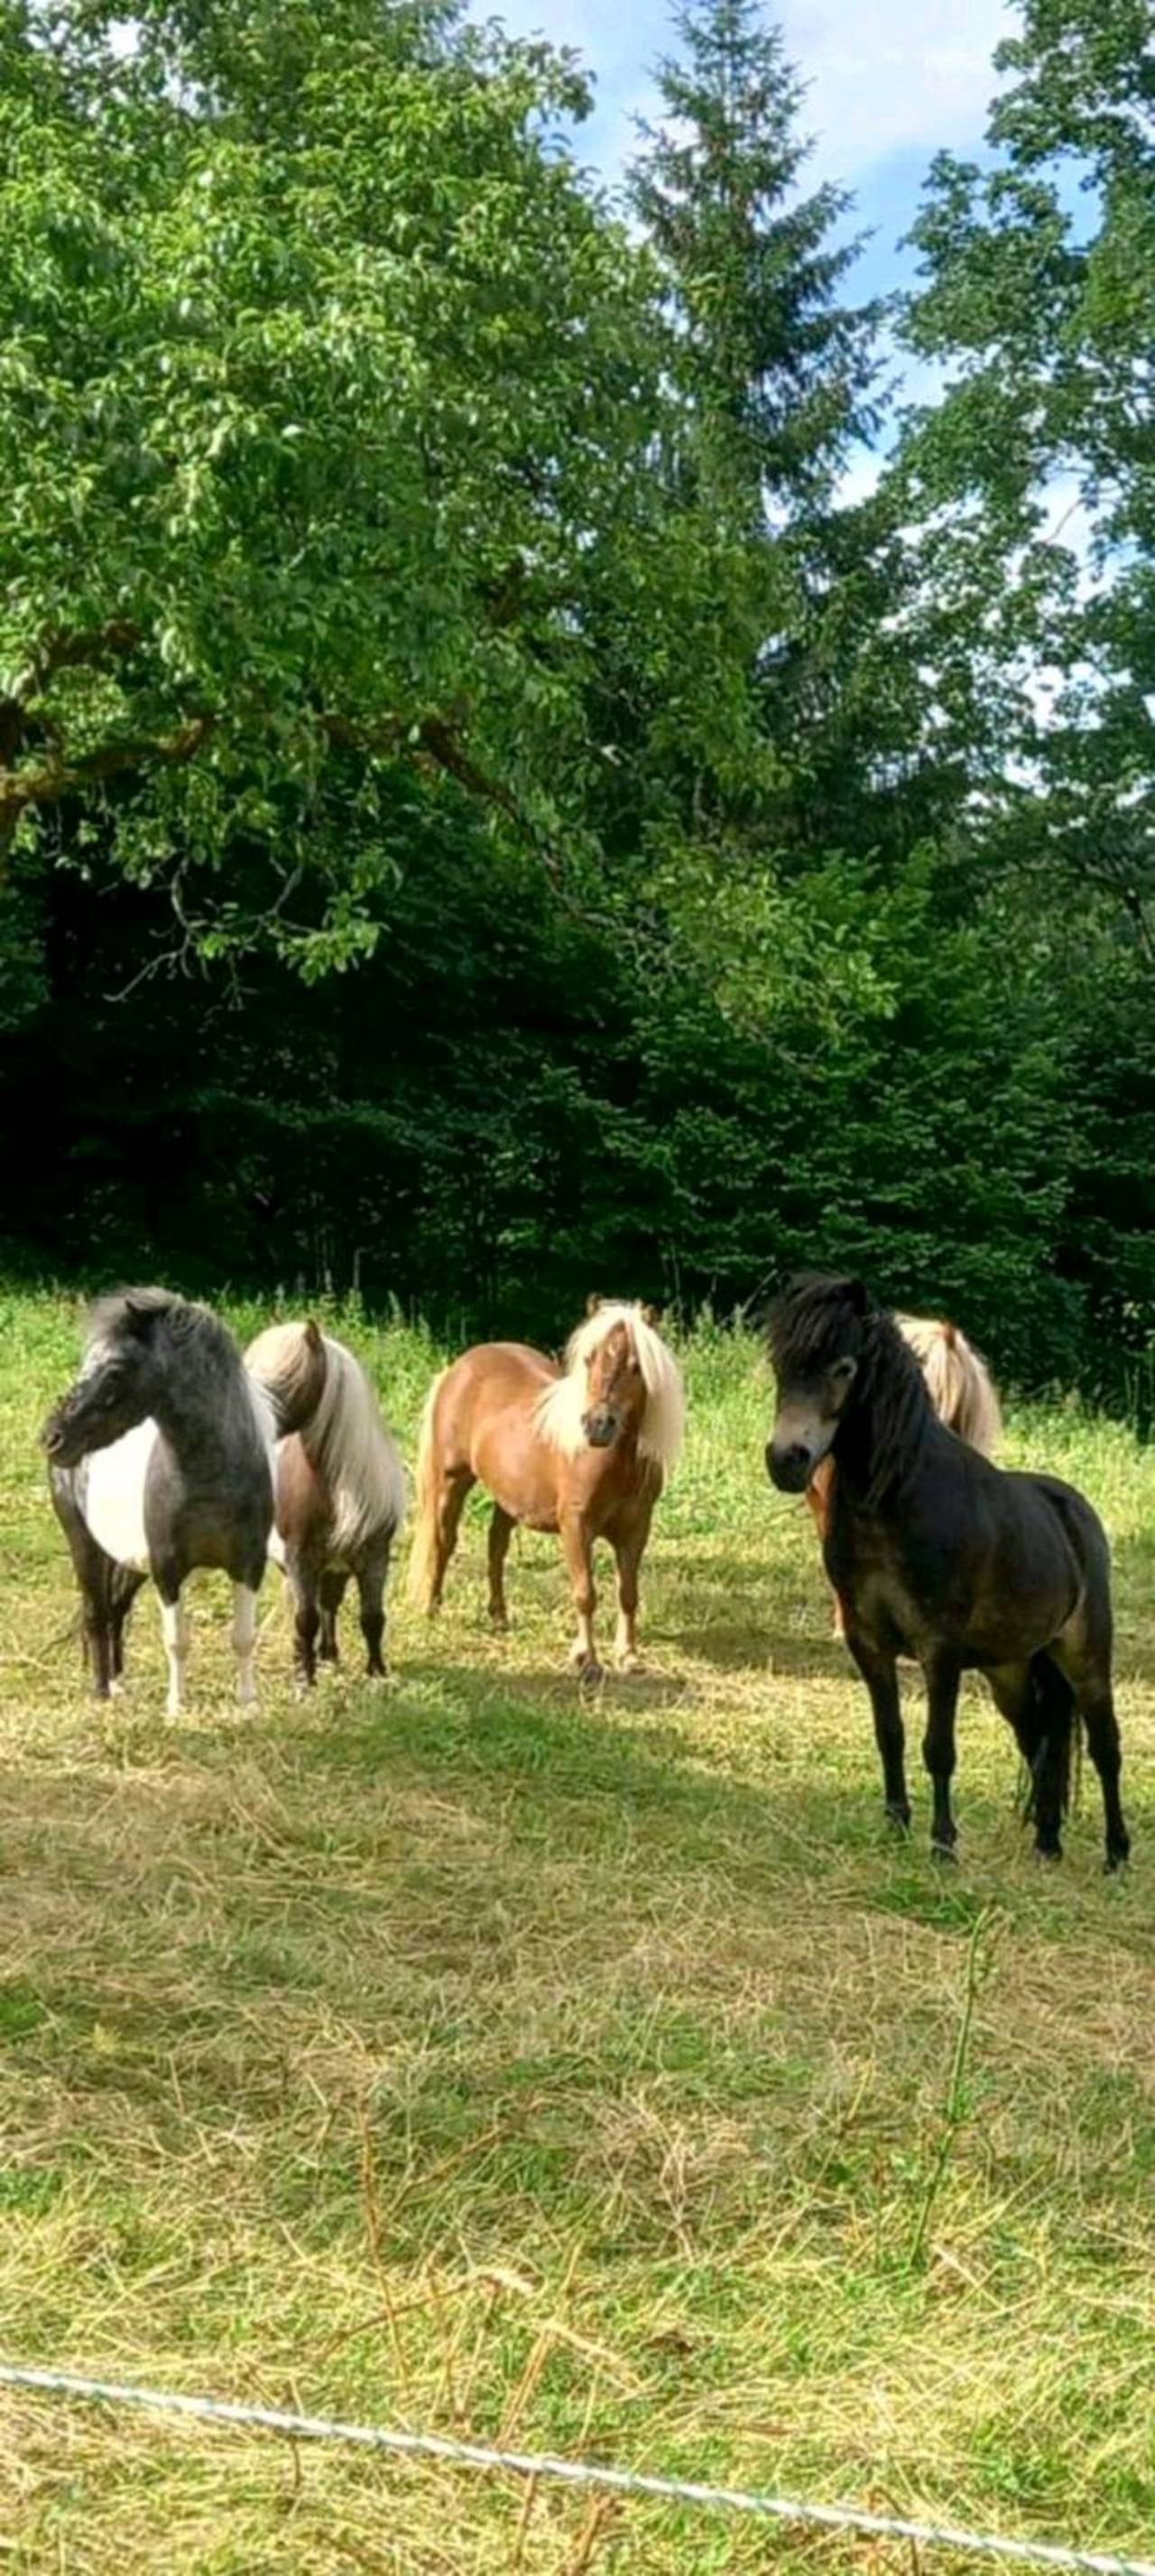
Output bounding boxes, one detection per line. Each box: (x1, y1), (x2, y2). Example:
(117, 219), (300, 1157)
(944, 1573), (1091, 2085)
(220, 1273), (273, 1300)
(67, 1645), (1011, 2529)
(303, 1319), (322, 1351)
(640, 1302), (660, 1327)
(586, 1292), (603, 1316)
(845, 1279), (871, 1316)
(122, 1292), (160, 1336)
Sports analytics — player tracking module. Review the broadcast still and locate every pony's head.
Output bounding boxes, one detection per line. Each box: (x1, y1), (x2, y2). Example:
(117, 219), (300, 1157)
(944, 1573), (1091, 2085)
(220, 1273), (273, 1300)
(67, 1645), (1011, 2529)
(245, 1319), (328, 1436)
(764, 1273), (876, 1491)
(537, 1299), (684, 1469)
(41, 1288), (198, 1467)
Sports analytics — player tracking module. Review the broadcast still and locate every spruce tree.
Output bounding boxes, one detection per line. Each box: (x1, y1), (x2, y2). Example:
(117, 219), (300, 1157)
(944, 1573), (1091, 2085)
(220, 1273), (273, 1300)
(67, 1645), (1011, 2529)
(631, 0), (882, 522)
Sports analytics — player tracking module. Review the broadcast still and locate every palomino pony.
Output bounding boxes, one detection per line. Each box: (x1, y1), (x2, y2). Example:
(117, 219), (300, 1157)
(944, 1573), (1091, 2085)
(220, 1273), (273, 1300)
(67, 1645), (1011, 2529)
(766, 1274), (1130, 1871)
(40, 1288), (300, 1714)
(245, 1322), (406, 1687)
(807, 1312), (1002, 1634)
(407, 1300), (684, 1676)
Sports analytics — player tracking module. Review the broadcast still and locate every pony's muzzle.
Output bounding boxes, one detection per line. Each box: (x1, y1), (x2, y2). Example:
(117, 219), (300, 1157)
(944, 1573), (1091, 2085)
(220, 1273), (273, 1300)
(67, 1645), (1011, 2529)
(40, 1413), (70, 1462)
(766, 1438), (813, 1492)
(582, 1409), (619, 1449)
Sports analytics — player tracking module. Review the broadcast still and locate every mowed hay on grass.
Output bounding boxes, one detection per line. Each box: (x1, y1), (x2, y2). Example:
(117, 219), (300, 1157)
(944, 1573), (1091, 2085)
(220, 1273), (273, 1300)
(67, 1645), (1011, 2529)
(0, 1290), (1152, 2574)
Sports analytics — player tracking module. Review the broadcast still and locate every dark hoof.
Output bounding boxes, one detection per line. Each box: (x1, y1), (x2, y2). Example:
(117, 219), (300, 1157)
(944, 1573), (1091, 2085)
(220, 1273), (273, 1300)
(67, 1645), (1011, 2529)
(572, 1658), (605, 1687)
(885, 1803), (911, 1833)
(488, 1613), (510, 1634)
(1104, 1847), (1131, 1876)
(1033, 1843), (1062, 1866)
(930, 1839), (957, 1865)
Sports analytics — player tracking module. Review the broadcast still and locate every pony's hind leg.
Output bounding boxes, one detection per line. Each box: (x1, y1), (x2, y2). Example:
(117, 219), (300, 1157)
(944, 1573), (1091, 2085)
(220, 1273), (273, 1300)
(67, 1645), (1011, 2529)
(354, 1535), (392, 1680)
(233, 1583), (259, 1707)
(109, 1568), (146, 1697)
(1080, 1692), (1130, 1871)
(430, 1469), (473, 1612)
(487, 1507), (514, 1630)
(318, 1570), (348, 1664)
(1048, 1634), (1130, 1870)
(50, 1472), (116, 1702)
(990, 1656), (1072, 1861)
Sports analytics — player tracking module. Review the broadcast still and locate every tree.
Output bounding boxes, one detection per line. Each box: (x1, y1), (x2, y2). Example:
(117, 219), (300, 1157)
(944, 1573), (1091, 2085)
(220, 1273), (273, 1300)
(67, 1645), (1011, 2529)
(0, 0), (691, 967)
(631, 0), (880, 517)
(895, 0), (1155, 954)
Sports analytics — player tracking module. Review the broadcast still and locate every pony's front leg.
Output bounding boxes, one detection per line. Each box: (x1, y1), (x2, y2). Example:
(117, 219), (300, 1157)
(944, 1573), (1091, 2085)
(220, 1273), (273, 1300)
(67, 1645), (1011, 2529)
(233, 1583), (259, 1707)
(560, 1512), (599, 1679)
(922, 1651), (961, 1860)
(612, 1502), (653, 1672)
(846, 1631), (910, 1829)
(158, 1585), (188, 1719)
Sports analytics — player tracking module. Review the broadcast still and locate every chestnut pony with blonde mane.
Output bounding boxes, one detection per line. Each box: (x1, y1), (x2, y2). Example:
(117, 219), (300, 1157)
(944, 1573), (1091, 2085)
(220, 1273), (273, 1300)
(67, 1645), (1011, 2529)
(807, 1312), (1002, 1637)
(407, 1300), (684, 1676)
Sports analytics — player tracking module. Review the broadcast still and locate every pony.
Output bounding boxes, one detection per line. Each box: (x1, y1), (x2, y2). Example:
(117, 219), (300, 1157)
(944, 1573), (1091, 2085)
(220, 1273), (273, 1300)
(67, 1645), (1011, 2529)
(407, 1299), (684, 1677)
(806, 1312), (1002, 1635)
(765, 1273), (1130, 1871)
(245, 1321), (406, 1687)
(39, 1288), (304, 1715)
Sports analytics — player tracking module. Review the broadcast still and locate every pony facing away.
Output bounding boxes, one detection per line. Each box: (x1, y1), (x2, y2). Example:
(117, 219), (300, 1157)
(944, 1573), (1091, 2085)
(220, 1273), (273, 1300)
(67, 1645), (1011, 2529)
(40, 1288), (300, 1715)
(806, 1312), (1002, 1635)
(245, 1322), (406, 1687)
(766, 1274), (1130, 1871)
(407, 1300), (684, 1677)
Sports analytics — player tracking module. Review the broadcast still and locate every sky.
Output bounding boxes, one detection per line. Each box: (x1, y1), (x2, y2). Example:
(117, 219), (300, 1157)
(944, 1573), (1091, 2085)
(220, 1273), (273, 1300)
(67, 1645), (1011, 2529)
(468, 0), (1014, 307)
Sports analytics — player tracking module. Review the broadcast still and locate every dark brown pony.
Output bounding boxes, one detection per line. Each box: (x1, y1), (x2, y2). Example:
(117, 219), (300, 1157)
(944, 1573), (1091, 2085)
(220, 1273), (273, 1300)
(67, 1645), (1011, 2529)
(407, 1301), (684, 1677)
(767, 1273), (1130, 1871)
(807, 1311), (1002, 1635)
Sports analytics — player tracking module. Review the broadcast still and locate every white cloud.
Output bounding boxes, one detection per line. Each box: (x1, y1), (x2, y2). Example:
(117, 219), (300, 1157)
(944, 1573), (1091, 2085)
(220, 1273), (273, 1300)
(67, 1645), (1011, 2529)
(782, 0), (1012, 180)
(470, 0), (1013, 189)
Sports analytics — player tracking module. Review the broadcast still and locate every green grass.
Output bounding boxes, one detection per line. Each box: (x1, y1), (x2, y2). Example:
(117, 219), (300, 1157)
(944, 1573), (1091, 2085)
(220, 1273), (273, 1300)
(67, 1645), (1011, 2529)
(0, 1288), (1152, 2572)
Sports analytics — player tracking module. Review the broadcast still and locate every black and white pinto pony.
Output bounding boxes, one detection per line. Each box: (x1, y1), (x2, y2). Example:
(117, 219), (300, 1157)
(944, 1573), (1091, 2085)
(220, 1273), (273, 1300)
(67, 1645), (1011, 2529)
(41, 1288), (300, 1714)
(245, 1321), (406, 1687)
(766, 1273), (1131, 1872)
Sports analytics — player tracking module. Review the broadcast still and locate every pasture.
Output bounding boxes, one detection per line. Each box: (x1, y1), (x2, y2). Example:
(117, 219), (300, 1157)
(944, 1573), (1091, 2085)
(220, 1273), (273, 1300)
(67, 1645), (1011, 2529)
(1, 1290), (1153, 2572)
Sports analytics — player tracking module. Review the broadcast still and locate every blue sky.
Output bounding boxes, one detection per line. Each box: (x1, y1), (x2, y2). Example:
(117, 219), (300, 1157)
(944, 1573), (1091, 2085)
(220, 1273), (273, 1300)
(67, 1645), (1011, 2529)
(470, 0), (1015, 305)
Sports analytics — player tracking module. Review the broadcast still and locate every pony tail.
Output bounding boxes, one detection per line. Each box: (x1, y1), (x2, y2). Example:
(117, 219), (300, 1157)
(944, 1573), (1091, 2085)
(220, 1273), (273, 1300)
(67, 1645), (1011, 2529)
(406, 1371), (448, 1611)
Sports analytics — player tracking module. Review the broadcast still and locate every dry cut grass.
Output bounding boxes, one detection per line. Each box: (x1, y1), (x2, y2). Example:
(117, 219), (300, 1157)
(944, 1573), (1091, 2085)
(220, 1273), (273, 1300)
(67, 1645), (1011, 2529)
(0, 1290), (1152, 2573)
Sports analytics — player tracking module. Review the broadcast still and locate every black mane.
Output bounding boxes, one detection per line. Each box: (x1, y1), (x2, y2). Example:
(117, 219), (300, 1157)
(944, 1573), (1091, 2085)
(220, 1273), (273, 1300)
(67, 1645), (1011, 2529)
(769, 1272), (933, 1501)
(86, 1286), (238, 1369)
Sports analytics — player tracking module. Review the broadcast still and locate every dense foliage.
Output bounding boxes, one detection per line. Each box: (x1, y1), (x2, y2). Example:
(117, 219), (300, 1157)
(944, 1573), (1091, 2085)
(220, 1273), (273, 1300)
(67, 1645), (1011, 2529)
(1, 0), (1153, 1402)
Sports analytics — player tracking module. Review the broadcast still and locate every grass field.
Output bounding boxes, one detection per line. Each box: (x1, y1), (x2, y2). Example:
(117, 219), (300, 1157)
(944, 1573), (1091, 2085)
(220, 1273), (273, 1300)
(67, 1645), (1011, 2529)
(1, 1289), (1153, 2574)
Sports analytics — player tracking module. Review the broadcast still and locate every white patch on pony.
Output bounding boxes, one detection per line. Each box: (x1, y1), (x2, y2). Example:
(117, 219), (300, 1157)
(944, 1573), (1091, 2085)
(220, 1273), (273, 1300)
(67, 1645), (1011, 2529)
(535, 1304), (685, 1472)
(82, 1419), (158, 1571)
(246, 1325), (406, 1565)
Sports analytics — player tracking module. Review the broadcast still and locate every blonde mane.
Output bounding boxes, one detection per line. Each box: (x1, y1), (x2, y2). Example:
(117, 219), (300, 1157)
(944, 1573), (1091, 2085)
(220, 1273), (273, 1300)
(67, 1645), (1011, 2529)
(897, 1313), (1002, 1456)
(534, 1303), (685, 1473)
(246, 1324), (406, 1556)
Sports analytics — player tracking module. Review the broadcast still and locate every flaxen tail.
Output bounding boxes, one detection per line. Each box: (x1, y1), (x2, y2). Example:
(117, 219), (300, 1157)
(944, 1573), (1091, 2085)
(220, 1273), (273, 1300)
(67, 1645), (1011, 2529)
(406, 1370), (448, 1611)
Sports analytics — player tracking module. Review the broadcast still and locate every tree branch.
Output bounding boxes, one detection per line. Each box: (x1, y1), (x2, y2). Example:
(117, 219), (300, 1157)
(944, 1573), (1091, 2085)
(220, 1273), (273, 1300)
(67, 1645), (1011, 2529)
(0, 716), (214, 845)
